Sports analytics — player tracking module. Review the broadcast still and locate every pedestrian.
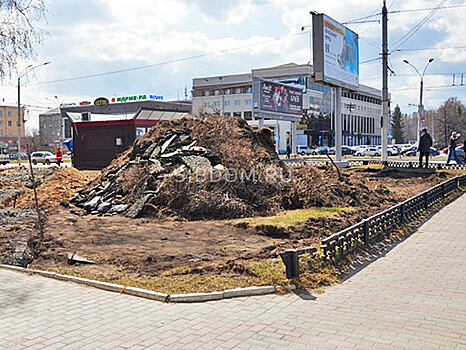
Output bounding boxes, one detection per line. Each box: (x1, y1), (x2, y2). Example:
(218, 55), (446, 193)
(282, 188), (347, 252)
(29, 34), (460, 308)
(56, 147), (63, 167)
(286, 144), (291, 159)
(418, 128), (432, 168)
(446, 131), (462, 165)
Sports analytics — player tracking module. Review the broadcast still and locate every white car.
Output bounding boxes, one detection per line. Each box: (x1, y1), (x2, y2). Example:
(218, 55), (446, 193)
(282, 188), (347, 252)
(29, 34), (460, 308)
(296, 145), (314, 156)
(355, 147), (381, 157)
(31, 151), (58, 165)
(0, 154), (9, 165)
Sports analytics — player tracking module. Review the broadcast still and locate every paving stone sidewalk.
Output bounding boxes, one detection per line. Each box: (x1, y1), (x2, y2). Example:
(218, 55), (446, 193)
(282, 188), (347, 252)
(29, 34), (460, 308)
(1, 194), (466, 350)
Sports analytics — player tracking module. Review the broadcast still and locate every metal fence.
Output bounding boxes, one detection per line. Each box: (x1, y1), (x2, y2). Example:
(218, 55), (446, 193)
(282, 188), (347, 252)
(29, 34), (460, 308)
(280, 174), (466, 279)
(284, 158), (466, 170)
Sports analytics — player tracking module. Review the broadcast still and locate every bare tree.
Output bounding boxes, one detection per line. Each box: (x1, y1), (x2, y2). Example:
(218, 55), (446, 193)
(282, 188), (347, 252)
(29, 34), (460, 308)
(24, 128), (41, 152)
(0, 0), (47, 77)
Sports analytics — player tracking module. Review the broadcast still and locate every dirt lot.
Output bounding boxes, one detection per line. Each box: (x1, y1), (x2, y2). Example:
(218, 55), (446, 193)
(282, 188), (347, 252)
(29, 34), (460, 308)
(0, 164), (458, 293)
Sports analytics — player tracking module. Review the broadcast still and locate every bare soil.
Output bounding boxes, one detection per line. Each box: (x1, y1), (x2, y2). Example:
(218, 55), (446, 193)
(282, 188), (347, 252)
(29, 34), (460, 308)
(0, 166), (452, 292)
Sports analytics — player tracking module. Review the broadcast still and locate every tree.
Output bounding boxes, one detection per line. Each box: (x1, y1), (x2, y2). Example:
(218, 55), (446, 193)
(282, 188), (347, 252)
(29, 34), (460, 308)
(0, 0), (47, 77)
(23, 128), (41, 152)
(391, 105), (405, 144)
(432, 98), (465, 147)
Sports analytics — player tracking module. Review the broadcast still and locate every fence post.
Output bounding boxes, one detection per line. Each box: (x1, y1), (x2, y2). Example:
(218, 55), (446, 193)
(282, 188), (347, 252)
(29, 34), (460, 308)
(363, 220), (369, 245)
(424, 192), (429, 210)
(400, 203), (405, 224)
(279, 250), (300, 280)
(441, 183), (445, 198)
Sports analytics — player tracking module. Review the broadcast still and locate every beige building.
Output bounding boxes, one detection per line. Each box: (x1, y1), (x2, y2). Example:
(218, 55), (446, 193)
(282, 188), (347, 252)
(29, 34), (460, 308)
(0, 105), (25, 152)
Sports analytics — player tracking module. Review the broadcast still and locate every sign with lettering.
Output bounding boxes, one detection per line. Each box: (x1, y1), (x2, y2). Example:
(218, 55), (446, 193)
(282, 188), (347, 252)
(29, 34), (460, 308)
(94, 97), (109, 107)
(111, 94), (163, 103)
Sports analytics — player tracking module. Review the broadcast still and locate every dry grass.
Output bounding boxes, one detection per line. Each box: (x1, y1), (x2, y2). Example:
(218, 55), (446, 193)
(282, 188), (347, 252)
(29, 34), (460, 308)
(232, 207), (351, 229)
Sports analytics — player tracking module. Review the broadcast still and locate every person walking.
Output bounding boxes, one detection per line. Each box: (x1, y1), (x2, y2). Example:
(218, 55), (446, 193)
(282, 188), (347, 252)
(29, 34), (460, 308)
(418, 128), (433, 168)
(446, 131), (462, 165)
(286, 144), (291, 159)
(56, 147), (63, 167)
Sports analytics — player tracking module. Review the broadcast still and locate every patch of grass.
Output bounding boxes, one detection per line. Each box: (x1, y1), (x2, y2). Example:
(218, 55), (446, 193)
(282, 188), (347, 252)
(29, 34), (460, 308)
(44, 258), (290, 294)
(233, 207), (351, 229)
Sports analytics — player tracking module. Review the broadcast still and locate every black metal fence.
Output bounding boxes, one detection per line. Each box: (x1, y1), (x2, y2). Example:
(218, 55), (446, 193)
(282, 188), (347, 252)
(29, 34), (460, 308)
(280, 174), (466, 279)
(284, 159), (466, 171)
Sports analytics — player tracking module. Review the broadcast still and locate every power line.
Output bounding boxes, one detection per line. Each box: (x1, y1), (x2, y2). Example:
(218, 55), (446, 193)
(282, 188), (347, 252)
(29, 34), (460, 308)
(391, 84), (465, 92)
(391, 0), (447, 51)
(29, 32), (307, 86)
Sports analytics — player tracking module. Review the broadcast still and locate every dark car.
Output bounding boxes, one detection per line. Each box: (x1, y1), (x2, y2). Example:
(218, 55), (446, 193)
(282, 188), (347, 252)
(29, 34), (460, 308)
(456, 145), (465, 162)
(430, 147), (440, 156)
(328, 146), (353, 156)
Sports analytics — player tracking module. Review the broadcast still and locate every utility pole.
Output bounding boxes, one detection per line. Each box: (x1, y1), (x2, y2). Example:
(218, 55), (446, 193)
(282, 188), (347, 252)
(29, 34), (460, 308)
(381, 0), (389, 162)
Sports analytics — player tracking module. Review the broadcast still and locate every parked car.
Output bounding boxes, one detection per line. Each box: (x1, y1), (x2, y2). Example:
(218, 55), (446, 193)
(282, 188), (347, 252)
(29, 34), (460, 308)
(315, 146), (330, 155)
(328, 146), (353, 156)
(0, 154), (9, 165)
(355, 147), (381, 157)
(430, 147), (440, 156)
(296, 145), (314, 156)
(387, 146), (399, 156)
(30, 151), (57, 165)
(401, 146), (417, 156)
(456, 145), (465, 162)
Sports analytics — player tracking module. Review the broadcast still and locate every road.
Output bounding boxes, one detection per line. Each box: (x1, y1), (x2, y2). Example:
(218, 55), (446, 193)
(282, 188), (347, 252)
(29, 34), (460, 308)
(1, 194), (465, 349)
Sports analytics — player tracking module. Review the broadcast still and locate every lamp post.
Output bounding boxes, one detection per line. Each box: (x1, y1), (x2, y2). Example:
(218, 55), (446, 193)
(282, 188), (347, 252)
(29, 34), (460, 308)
(17, 61), (51, 165)
(403, 58), (434, 146)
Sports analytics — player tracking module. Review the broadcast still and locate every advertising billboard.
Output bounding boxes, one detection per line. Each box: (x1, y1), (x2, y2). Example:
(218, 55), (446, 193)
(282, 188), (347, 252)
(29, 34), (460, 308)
(259, 80), (303, 115)
(313, 13), (359, 89)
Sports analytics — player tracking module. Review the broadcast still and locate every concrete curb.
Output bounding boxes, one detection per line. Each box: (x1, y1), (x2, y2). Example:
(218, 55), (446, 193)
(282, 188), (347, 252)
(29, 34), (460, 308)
(0, 264), (294, 303)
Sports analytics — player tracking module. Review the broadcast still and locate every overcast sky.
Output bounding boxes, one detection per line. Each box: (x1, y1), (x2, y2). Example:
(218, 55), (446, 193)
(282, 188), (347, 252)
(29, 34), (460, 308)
(1, 0), (465, 131)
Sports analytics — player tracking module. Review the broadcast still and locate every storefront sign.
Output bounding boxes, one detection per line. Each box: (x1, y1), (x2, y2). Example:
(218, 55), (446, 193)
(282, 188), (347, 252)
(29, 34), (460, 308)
(111, 94), (163, 103)
(94, 97), (109, 107)
(79, 101), (91, 106)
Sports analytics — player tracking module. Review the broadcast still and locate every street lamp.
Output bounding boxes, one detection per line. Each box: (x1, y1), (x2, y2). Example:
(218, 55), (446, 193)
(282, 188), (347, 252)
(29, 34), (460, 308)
(403, 58), (434, 146)
(17, 61), (51, 165)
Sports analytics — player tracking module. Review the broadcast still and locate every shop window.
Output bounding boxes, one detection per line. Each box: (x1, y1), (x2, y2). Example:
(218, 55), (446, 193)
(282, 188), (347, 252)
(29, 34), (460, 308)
(116, 138), (122, 146)
(224, 112), (231, 117)
(233, 112), (241, 117)
(244, 112), (252, 120)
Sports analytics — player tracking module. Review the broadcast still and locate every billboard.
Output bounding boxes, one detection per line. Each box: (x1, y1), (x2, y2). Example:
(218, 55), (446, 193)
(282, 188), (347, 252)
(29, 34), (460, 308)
(313, 13), (359, 89)
(259, 80), (303, 115)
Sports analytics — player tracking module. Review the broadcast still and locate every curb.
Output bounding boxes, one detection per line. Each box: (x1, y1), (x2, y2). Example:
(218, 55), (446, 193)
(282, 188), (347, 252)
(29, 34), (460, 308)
(0, 264), (294, 303)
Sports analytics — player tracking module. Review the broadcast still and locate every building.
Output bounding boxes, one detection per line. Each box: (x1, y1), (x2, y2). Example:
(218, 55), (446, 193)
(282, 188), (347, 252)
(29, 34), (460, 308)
(0, 104), (25, 153)
(67, 100), (191, 169)
(39, 107), (67, 148)
(192, 63), (383, 152)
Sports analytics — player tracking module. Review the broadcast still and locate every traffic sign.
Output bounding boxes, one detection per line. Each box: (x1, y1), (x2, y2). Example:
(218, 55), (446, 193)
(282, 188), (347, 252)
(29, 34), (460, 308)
(274, 135), (280, 141)
(387, 132), (393, 139)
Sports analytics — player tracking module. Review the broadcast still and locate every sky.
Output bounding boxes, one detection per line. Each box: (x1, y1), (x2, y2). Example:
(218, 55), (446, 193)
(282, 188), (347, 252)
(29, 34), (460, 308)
(1, 0), (465, 132)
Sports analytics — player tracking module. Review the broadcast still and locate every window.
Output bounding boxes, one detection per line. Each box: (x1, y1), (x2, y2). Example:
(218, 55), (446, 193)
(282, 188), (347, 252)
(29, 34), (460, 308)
(245, 99), (252, 106)
(246, 87), (252, 93)
(9, 131), (13, 136)
(204, 91), (210, 96)
(214, 90), (220, 96)
(204, 102), (209, 108)
(224, 89), (231, 95)
(235, 88), (241, 94)
(244, 111), (252, 120)
(224, 101), (230, 107)
(8, 121), (12, 126)
(0, 121), (2, 126)
(7, 111), (11, 117)
(0, 130), (2, 136)
(213, 101), (220, 107)
(235, 100), (241, 106)
(0, 111), (2, 116)
(224, 112), (231, 117)
(233, 112), (241, 117)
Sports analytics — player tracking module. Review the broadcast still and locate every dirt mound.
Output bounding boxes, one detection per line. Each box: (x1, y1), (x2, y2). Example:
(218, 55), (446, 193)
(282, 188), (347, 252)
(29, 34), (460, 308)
(15, 167), (90, 210)
(72, 117), (289, 219)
